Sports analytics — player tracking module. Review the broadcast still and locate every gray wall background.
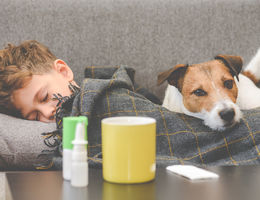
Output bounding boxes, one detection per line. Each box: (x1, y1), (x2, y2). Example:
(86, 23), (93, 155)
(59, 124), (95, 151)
(0, 0), (259, 100)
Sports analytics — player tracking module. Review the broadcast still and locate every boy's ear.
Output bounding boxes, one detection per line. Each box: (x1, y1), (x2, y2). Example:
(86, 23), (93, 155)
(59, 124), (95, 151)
(53, 59), (74, 81)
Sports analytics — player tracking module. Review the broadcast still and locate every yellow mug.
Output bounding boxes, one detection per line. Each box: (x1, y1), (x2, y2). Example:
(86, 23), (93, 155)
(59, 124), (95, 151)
(102, 116), (156, 184)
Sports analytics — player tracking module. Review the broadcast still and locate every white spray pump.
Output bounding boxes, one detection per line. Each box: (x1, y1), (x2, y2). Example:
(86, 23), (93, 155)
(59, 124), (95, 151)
(71, 122), (88, 187)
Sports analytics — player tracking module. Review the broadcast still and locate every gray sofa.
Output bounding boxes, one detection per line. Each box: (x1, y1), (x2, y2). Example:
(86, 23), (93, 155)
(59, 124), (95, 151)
(0, 0), (260, 169)
(1, 0), (260, 100)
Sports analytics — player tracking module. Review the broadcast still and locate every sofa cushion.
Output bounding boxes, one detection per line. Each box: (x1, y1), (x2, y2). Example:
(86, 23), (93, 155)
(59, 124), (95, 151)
(0, 113), (56, 170)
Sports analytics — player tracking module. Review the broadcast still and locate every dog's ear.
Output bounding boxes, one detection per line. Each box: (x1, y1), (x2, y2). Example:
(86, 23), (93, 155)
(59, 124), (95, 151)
(215, 54), (243, 81)
(157, 64), (188, 91)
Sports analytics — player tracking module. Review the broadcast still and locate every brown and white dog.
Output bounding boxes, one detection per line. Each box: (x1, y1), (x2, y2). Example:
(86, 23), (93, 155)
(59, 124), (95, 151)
(157, 49), (260, 131)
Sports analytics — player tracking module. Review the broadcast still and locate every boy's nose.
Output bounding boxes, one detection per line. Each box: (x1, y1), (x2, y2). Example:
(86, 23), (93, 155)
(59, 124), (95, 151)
(38, 104), (56, 122)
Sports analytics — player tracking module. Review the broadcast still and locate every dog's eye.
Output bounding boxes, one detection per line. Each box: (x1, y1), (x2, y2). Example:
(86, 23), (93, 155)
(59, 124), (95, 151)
(224, 80), (233, 89)
(193, 89), (207, 96)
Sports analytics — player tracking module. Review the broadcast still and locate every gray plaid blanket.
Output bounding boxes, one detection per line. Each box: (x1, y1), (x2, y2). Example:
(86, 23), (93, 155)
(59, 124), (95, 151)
(47, 66), (260, 169)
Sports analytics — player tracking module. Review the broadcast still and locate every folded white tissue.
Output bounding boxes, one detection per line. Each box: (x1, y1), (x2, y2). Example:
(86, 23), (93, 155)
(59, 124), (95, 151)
(166, 165), (219, 181)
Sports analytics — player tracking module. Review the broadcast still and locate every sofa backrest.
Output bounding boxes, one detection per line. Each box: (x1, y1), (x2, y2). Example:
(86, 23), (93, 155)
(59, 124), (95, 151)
(0, 0), (259, 100)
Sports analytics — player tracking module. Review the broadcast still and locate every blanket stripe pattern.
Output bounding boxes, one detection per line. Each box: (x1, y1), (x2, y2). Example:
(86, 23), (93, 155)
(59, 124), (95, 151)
(46, 66), (260, 169)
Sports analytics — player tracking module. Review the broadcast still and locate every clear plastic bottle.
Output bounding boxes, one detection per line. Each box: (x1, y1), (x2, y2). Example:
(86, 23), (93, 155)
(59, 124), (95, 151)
(71, 122), (88, 187)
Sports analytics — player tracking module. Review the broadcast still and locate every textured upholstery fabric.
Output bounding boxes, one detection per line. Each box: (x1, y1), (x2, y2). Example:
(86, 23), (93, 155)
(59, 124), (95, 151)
(0, 0), (259, 99)
(0, 114), (56, 170)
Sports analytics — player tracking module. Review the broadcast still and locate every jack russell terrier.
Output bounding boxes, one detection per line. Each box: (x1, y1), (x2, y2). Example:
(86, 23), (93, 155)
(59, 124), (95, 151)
(157, 49), (260, 131)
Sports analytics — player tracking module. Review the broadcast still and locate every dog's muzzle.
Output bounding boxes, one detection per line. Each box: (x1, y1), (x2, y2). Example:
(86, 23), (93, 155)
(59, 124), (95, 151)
(202, 101), (242, 131)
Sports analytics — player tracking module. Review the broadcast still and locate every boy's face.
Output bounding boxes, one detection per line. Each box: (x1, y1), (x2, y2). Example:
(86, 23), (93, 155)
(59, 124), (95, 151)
(11, 59), (78, 123)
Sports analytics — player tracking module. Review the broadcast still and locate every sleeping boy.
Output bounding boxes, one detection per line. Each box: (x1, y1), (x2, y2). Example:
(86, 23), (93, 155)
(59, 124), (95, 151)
(0, 40), (79, 122)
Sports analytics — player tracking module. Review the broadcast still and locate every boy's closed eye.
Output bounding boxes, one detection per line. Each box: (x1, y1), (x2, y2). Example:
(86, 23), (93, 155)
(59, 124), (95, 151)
(37, 87), (48, 102)
(34, 92), (50, 120)
(26, 89), (52, 121)
(40, 92), (49, 103)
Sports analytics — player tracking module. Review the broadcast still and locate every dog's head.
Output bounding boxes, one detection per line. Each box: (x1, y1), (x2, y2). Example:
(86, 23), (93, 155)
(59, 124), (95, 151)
(158, 55), (243, 131)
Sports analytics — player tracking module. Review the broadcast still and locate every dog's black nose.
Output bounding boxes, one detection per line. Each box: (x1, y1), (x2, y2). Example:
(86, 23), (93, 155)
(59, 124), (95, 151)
(219, 109), (235, 122)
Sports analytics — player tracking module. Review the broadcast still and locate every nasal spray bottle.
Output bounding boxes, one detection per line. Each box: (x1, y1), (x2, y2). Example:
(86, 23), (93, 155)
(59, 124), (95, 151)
(63, 116), (88, 183)
(71, 121), (88, 187)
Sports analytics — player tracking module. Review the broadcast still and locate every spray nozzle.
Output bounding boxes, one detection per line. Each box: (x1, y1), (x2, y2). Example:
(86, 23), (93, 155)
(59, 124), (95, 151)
(72, 122), (88, 145)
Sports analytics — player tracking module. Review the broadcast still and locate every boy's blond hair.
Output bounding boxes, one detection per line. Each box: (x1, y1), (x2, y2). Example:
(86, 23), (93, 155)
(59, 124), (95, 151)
(0, 40), (57, 117)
